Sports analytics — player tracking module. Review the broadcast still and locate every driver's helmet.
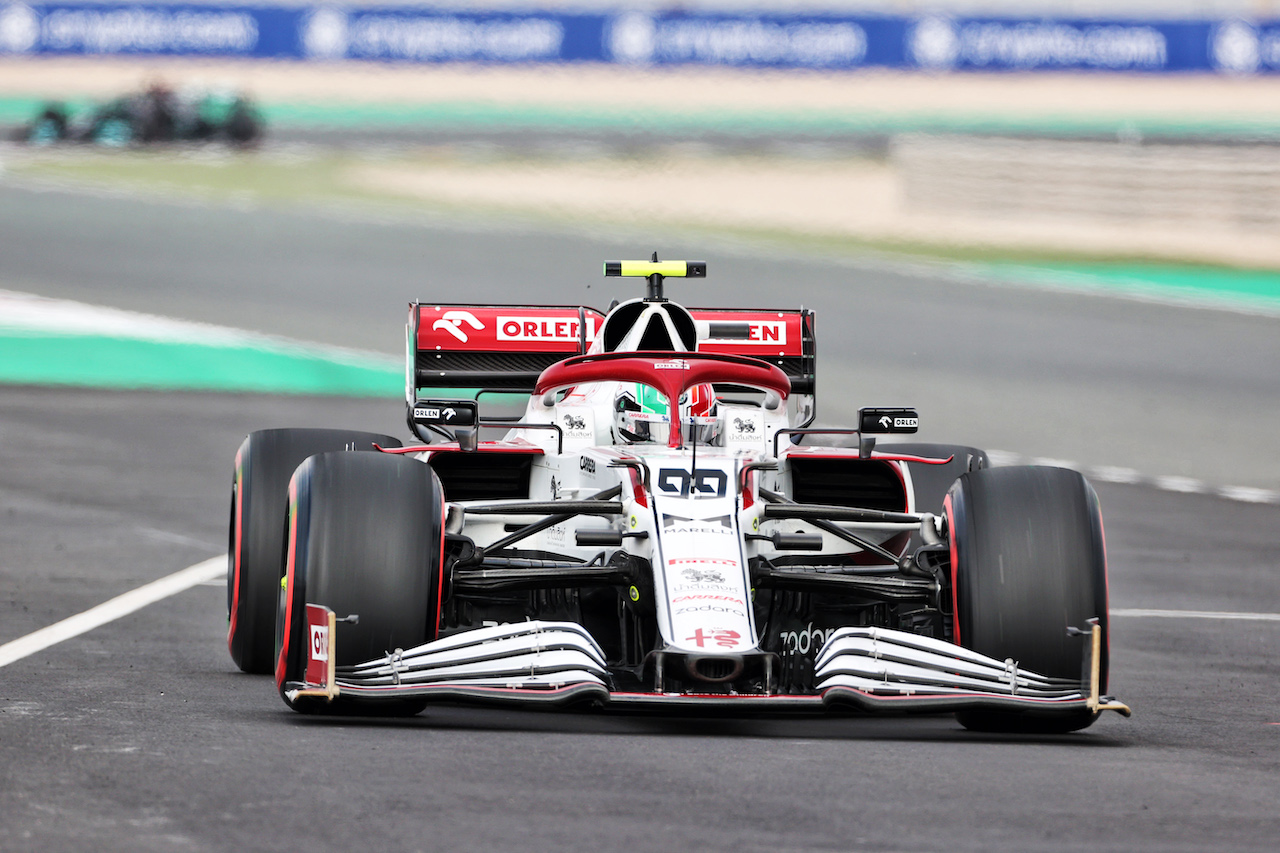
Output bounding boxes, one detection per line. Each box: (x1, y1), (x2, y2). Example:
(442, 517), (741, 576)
(613, 383), (719, 445)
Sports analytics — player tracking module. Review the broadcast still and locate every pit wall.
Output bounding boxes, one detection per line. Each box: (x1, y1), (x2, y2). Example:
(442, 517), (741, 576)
(2, 3), (1280, 73)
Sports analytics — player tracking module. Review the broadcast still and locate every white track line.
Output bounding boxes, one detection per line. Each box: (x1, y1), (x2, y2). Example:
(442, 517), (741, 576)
(0, 289), (398, 370)
(988, 450), (1280, 506)
(0, 556), (224, 669)
(0, 555), (1273, 669)
(1112, 608), (1280, 622)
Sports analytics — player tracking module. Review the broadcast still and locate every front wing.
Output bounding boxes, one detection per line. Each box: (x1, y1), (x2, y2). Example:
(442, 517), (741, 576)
(286, 607), (1130, 719)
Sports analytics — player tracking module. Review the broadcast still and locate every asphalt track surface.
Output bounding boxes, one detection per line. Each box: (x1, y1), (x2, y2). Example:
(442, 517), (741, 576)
(3, 181), (1279, 488)
(1, 181), (1279, 852)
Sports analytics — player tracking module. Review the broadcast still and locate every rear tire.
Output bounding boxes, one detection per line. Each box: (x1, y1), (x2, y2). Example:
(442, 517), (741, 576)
(276, 452), (445, 716)
(946, 466), (1108, 734)
(882, 443), (988, 552)
(227, 428), (400, 674)
(795, 438), (986, 516)
(93, 116), (133, 147)
(881, 443), (988, 515)
(224, 102), (262, 145)
(27, 107), (68, 145)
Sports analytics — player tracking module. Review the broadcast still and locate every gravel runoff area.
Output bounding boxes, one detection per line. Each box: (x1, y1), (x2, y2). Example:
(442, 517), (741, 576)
(5, 58), (1280, 268)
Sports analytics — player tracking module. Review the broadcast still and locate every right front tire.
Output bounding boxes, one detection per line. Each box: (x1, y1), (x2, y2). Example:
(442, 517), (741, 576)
(276, 451), (445, 715)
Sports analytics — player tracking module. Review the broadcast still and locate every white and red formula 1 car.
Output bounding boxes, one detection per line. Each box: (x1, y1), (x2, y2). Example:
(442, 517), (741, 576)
(227, 258), (1129, 732)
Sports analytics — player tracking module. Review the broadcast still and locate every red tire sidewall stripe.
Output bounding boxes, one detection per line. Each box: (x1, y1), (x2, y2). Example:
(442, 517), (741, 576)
(274, 475), (301, 690)
(433, 474), (445, 642)
(944, 492), (961, 647)
(1097, 502), (1111, 684)
(226, 450), (244, 655)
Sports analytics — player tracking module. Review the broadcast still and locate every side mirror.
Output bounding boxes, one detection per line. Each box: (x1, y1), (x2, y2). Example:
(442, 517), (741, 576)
(858, 408), (919, 434)
(409, 399), (479, 447)
(411, 399), (478, 429)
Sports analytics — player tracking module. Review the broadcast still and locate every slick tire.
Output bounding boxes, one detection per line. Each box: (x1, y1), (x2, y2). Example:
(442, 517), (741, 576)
(880, 443), (988, 551)
(945, 466), (1109, 734)
(227, 428), (401, 674)
(92, 116), (133, 147)
(793, 438), (986, 514)
(879, 443), (988, 516)
(27, 107), (69, 145)
(225, 105), (262, 146)
(276, 452), (445, 716)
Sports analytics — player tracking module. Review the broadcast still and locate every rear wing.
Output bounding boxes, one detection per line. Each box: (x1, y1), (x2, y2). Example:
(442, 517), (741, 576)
(407, 303), (815, 400)
(409, 305), (603, 400)
(691, 308), (815, 396)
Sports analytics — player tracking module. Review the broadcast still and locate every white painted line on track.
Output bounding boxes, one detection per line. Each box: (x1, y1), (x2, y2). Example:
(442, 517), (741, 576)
(0, 289), (398, 369)
(988, 450), (1280, 506)
(0, 552), (1273, 671)
(2, 282), (1272, 508)
(1112, 608), (1280, 622)
(0, 556), (225, 669)
(135, 525), (222, 552)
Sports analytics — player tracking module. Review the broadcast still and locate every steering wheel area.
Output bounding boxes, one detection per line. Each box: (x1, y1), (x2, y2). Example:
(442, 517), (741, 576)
(534, 351), (791, 448)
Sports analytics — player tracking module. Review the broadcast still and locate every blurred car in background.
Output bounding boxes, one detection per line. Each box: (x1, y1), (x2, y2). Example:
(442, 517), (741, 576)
(16, 82), (263, 147)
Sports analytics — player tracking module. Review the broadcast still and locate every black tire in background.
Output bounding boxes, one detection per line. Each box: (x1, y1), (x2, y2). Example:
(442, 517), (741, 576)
(224, 102), (263, 146)
(276, 451), (445, 715)
(946, 466), (1109, 734)
(796, 440), (987, 551)
(880, 443), (989, 516)
(227, 428), (401, 674)
(794, 437), (986, 514)
(26, 106), (69, 144)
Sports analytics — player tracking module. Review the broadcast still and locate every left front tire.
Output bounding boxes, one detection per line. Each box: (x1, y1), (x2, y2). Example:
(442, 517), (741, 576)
(946, 465), (1109, 733)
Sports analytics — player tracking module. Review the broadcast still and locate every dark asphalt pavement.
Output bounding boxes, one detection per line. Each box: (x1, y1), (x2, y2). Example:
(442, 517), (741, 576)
(2, 181), (1277, 487)
(0, 388), (1278, 853)
(1, 180), (1279, 852)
